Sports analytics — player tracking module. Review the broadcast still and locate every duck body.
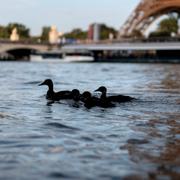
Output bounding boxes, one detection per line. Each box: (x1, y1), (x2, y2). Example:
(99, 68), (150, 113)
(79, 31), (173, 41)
(108, 94), (135, 103)
(95, 86), (135, 103)
(98, 97), (115, 108)
(39, 79), (72, 101)
(46, 90), (72, 101)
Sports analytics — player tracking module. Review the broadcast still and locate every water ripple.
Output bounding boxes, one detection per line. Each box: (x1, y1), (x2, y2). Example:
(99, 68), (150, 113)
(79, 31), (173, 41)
(0, 62), (179, 180)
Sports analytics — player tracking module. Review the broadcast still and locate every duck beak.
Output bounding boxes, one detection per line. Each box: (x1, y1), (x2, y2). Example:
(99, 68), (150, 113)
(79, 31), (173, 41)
(95, 88), (100, 92)
(39, 82), (45, 86)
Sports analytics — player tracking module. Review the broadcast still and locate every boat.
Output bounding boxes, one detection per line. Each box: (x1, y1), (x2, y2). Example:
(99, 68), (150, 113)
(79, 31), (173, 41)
(30, 50), (94, 63)
(30, 54), (43, 61)
(63, 50), (94, 62)
(63, 55), (94, 62)
(30, 51), (63, 62)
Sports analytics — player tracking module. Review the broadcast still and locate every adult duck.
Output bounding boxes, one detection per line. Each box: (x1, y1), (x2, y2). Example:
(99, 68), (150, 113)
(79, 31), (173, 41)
(39, 79), (72, 101)
(95, 86), (135, 103)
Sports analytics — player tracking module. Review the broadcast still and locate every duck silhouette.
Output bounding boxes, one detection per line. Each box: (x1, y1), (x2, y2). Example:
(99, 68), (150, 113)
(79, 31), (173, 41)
(81, 91), (114, 109)
(95, 86), (135, 103)
(71, 89), (81, 102)
(81, 91), (99, 109)
(39, 79), (72, 101)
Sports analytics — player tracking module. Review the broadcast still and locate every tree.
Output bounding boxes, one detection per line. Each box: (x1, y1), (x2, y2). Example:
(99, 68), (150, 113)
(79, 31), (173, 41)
(6, 23), (30, 39)
(64, 28), (87, 40)
(149, 31), (171, 38)
(149, 17), (178, 38)
(100, 24), (117, 40)
(41, 26), (51, 42)
(158, 17), (178, 34)
(0, 25), (9, 39)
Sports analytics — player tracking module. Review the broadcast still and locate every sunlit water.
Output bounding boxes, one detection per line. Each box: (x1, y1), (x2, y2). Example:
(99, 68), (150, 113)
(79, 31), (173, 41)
(0, 61), (179, 180)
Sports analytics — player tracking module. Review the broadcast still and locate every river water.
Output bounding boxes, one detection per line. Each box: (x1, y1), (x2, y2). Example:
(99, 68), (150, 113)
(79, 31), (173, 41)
(0, 61), (179, 180)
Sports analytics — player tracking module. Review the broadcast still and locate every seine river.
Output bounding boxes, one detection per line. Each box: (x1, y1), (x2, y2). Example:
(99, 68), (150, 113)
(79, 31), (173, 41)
(0, 61), (179, 180)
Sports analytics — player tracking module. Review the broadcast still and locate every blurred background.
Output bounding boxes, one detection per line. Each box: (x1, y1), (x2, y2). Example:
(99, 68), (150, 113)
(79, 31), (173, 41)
(0, 0), (180, 62)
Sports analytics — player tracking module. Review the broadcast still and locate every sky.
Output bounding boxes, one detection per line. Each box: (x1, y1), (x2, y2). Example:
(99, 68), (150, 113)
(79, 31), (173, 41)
(0, 0), (140, 35)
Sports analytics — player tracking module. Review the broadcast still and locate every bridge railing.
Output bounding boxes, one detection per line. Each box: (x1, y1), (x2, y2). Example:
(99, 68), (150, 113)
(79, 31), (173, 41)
(1, 36), (180, 46)
(73, 37), (180, 45)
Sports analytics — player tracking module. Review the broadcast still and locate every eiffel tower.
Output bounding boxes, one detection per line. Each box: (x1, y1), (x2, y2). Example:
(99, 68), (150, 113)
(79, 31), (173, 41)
(119, 0), (180, 38)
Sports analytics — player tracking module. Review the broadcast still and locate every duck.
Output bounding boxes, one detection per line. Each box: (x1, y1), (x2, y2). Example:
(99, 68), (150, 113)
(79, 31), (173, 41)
(39, 79), (72, 101)
(81, 91), (99, 109)
(81, 91), (115, 109)
(95, 86), (135, 103)
(71, 89), (81, 102)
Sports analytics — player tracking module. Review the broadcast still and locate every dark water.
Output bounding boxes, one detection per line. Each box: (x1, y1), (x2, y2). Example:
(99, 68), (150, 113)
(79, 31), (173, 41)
(0, 61), (179, 180)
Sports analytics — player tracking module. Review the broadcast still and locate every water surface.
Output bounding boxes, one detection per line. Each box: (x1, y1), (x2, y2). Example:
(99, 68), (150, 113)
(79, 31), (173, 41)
(0, 61), (179, 179)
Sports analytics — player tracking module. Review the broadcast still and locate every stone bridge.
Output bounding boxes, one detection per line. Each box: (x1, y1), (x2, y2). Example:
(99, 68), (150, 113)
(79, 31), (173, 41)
(0, 41), (49, 60)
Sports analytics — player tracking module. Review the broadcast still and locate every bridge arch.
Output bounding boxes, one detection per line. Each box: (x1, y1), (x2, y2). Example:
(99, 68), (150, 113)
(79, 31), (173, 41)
(0, 43), (47, 60)
(6, 47), (38, 60)
(137, 6), (180, 33)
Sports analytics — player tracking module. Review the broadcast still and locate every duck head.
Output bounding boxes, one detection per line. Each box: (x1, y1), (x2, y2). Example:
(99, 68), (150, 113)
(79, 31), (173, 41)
(71, 89), (80, 101)
(39, 79), (53, 87)
(95, 86), (107, 94)
(81, 91), (92, 102)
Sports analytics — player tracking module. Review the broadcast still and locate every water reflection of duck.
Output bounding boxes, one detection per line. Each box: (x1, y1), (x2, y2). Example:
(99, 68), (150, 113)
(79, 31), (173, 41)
(39, 79), (72, 101)
(95, 86), (135, 103)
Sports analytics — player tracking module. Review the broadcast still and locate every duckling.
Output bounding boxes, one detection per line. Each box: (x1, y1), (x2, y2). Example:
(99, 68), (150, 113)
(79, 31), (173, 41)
(81, 91), (114, 109)
(39, 79), (72, 101)
(71, 89), (81, 102)
(81, 91), (98, 109)
(95, 86), (135, 103)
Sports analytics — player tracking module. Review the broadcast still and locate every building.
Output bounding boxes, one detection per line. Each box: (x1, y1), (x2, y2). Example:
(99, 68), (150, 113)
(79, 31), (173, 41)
(93, 23), (101, 42)
(88, 24), (94, 40)
(88, 23), (101, 42)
